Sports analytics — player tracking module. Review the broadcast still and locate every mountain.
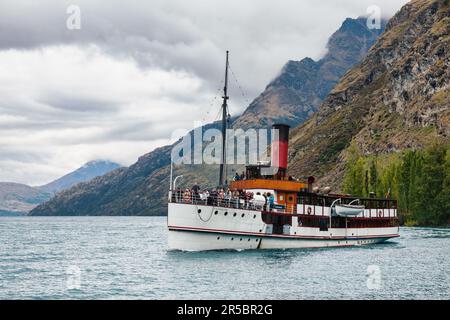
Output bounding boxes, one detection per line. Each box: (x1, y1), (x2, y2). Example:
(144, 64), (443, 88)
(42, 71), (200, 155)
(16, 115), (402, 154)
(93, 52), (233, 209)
(0, 160), (121, 215)
(29, 16), (386, 216)
(232, 17), (386, 129)
(287, 0), (449, 190)
(0, 182), (51, 216)
(37, 160), (121, 194)
(30, 124), (223, 216)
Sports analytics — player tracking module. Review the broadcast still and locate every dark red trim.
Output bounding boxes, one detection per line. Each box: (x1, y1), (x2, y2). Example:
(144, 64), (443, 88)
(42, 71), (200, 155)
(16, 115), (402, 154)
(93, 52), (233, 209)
(168, 225), (400, 240)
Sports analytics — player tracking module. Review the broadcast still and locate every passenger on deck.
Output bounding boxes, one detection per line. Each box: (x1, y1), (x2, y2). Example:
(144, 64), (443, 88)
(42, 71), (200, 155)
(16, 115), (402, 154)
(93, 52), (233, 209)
(267, 192), (274, 211)
(246, 191), (254, 208)
(233, 172), (240, 181)
(192, 183), (200, 203)
(232, 190), (240, 208)
(183, 189), (191, 203)
(263, 192), (268, 211)
(199, 189), (209, 202)
(218, 188), (225, 205)
(224, 188), (232, 205)
(239, 189), (245, 208)
(209, 188), (218, 206)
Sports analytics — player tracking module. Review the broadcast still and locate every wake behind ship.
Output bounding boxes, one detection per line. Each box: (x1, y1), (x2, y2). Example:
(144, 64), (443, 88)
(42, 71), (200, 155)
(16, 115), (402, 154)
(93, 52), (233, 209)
(167, 52), (399, 251)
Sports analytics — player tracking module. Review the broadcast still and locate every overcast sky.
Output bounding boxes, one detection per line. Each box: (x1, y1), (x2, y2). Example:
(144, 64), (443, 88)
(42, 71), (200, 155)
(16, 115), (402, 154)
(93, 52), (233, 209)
(0, 0), (408, 185)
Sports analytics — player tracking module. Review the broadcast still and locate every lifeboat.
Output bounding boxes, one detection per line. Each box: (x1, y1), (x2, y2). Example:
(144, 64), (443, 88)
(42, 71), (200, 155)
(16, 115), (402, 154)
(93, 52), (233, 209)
(334, 204), (365, 217)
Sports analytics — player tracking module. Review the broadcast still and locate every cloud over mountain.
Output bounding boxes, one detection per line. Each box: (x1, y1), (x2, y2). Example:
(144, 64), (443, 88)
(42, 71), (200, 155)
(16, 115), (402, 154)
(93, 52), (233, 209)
(0, 0), (407, 185)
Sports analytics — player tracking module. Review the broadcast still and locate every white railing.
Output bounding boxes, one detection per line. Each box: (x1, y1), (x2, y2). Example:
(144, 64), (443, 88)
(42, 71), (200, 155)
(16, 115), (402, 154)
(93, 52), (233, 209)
(169, 190), (398, 218)
(169, 191), (267, 211)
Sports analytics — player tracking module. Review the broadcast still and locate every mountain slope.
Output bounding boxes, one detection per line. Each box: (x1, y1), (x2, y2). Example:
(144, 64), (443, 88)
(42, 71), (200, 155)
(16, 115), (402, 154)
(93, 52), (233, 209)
(30, 15), (387, 216)
(38, 160), (121, 193)
(0, 160), (120, 215)
(30, 122), (223, 216)
(288, 0), (450, 190)
(0, 182), (51, 215)
(232, 17), (386, 129)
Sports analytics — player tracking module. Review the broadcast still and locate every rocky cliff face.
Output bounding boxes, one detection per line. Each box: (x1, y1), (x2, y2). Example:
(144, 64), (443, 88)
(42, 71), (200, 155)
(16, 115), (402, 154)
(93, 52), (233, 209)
(288, 0), (449, 189)
(30, 16), (389, 216)
(232, 17), (385, 129)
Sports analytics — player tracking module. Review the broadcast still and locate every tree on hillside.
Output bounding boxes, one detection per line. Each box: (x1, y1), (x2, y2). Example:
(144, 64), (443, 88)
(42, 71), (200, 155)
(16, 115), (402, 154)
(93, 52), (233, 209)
(369, 158), (379, 196)
(412, 143), (448, 226)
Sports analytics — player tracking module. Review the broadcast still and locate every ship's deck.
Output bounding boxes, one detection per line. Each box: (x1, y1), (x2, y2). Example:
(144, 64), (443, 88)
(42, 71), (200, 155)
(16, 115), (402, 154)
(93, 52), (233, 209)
(169, 192), (399, 231)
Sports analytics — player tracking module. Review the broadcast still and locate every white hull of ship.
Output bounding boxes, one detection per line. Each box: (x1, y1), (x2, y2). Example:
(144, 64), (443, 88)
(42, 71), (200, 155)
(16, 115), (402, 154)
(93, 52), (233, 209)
(167, 203), (399, 251)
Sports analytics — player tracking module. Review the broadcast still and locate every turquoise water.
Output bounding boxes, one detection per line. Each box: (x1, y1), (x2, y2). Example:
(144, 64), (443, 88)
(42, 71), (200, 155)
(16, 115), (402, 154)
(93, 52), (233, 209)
(0, 217), (449, 300)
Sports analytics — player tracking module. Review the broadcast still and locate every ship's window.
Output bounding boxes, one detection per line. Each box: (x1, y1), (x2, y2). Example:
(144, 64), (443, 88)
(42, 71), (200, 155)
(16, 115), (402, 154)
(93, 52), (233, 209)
(214, 211), (218, 215)
(241, 213), (245, 218)
(217, 236), (220, 240)
(224, 212), (228, 216)
(240, 238), (243, 241)
(253, 214), (256, 219)
(231, 237), (234, 240)
(233, 213), (237, 217)
(248, 238), (251, 241)
(198, 209), (201, 213)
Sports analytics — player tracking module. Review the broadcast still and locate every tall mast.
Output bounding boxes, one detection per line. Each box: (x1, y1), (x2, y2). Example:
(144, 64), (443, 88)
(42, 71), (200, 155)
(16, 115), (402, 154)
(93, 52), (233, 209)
(219, 51), (229, 187)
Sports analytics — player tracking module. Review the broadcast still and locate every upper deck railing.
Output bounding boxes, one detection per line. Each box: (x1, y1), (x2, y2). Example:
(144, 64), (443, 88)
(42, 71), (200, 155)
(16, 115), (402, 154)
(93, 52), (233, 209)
(168, 190), (398, 219)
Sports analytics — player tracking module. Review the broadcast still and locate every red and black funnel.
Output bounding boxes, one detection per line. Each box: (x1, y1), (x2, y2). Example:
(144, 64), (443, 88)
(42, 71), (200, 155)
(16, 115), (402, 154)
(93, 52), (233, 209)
(271, 124), (290, 175)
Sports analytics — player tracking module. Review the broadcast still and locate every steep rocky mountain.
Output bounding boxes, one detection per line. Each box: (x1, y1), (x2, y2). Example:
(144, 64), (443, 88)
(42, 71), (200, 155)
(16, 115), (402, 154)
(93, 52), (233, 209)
(288, 0), (449, 190)
(0, 160), (120, 215)
(30, 15), (388, 216)
(232, 17), (386, 129)
(38, 160), (121, 194)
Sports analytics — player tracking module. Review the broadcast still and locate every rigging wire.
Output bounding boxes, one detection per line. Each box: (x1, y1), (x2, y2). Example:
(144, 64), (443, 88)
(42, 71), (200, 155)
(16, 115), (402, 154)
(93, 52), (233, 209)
(228, 62), (252, 108)
(201, 78), (225, 124)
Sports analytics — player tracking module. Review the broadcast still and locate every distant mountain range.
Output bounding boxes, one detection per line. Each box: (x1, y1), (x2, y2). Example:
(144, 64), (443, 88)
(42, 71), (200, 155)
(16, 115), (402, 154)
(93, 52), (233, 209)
(37, 160), (121, 194)
(30, 15), (389, 216)
(0, 160), (120, 215)
(0, 183), (51, 216)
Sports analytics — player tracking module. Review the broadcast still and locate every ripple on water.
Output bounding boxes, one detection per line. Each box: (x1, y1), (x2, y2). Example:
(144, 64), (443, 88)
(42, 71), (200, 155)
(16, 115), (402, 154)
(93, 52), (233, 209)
(0, 217), (449, 299)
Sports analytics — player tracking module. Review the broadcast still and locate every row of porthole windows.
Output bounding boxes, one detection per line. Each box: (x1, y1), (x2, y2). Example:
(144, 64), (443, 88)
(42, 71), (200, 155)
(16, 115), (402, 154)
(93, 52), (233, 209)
(200, 209), (258, 219)
(216, 236), (259, 242)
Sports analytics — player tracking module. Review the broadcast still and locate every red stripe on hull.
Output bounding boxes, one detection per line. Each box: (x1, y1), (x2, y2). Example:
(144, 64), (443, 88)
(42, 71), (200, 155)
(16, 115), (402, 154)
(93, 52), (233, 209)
(168, 225), (399, 240)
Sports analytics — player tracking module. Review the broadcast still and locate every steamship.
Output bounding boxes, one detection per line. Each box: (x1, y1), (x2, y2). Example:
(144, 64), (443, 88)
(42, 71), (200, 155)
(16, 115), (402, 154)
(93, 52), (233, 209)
(167, 52), (399, 251)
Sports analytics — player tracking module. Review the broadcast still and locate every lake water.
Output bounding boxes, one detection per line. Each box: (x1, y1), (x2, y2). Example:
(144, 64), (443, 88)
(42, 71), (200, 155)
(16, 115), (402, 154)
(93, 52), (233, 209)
(0, 217), (449, 300)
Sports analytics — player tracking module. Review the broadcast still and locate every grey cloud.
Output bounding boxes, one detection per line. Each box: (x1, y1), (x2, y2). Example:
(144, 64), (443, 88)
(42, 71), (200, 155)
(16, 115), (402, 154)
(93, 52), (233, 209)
(0, 0), (409, 184)
(38, 94), (121, 113)
(0, 0), (408, 98)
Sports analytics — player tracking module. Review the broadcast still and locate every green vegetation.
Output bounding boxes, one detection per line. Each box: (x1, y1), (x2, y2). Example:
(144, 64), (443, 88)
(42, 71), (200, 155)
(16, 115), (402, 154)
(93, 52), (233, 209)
(343, 142), (450, 226)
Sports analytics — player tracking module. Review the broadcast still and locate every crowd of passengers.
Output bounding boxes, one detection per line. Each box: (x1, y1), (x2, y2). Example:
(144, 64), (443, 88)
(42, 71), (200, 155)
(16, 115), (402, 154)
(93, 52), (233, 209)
(172, 183), (275, 210)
